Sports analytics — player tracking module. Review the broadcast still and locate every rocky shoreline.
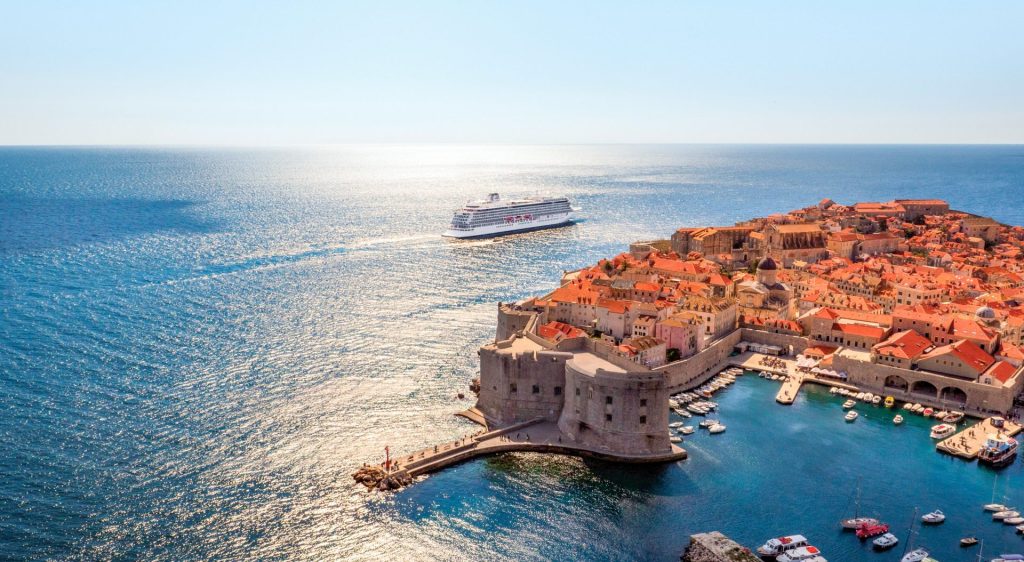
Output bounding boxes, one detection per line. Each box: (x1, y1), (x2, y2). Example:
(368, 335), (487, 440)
(681, 532), (759, 562)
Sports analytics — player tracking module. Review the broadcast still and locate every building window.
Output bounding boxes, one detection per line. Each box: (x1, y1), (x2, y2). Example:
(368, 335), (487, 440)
(554, 386), (562, 396)
(640, 398), (647, 407)
(510, 383), (517, 393)
(606, 396), (613, 405)
(575, 387), (580, 396)
(639, 415), (647, 424)
(532, 384), (540, 394)
(605, 414), (613, 422)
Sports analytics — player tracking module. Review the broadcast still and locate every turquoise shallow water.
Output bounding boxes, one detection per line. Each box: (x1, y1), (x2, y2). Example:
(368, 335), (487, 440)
(2, 145), (1024, 560)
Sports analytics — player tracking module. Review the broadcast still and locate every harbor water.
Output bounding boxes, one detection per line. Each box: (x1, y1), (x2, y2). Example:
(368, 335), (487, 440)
(2, 145), (1024, 560)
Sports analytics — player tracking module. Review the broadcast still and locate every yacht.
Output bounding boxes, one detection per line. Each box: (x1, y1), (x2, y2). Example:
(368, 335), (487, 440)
(756, 535), (809, 558)
(929, 424), (956, 439)
(443, 193), (576, 238)
(845, 411), (859, 422)
(900, 548), (931, 562)
(776, 546), (827, 562)
(979, 434), (1018, 468)
(921, 509), (945, 524)
(872, 533), (899, 550)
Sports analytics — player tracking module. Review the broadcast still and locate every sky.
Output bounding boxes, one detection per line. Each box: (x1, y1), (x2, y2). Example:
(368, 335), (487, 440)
(1, 1), (1022, 145)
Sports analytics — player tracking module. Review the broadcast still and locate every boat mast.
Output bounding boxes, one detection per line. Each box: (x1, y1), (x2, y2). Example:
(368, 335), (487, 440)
(900, 507), (918, 557)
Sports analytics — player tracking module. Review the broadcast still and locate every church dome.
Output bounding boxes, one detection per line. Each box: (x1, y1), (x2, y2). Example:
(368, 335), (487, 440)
(976, 306), (996, 320)
(757, 257), (778, 271)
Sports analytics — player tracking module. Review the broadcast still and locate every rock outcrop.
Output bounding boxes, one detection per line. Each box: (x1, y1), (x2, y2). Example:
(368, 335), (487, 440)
(681, 532), (760, 562)
(352, 465), (413, 491)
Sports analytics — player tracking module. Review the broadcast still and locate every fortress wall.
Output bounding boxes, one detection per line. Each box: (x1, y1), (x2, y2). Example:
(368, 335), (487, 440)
(557, 363), (671, 455)
(476, 343), (572, 426)
(658, 330), (743, 391)
(832, 354), (1016, 414)
(495, 304), (536, 342)
(738, 329), (809, 354)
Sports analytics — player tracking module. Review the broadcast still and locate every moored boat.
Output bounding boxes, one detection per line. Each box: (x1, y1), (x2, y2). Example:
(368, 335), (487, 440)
(944, 411), (965, 423)
(756, 534), (809, 558)
(845, 411), (859, 422)
(921, 509), (945, 524)
(872, 533), (898, 550)
(894, 415), (904, 425)
(900, 548), (930, 562)
(884, 396), (895, 408)
(960, 535), (978, 547)
(993, 509), (1019, 520)
(776, 546), (827, 562)
(670, 436), (682, 443)
(979, 434), (1018, 468)
(922, 407), (934, 417)
(680, 426), (695, 435)
(1004, 516), (1024, 525)
(855, 522), (889, 539)
(840, 516), (879, 530)
(929, 424), (956, 439)
(842, 399), (857, 409)
(708, 423), (726, 434)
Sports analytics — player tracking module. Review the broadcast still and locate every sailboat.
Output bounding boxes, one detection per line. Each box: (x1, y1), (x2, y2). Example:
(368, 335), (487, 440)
(900, 508), (932, 562)
(985, 474), (1010, 511)
(840, 478), (880, 529)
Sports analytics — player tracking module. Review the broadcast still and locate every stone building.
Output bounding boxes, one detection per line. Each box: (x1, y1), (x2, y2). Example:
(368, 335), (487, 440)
(761, 223), (828, 266)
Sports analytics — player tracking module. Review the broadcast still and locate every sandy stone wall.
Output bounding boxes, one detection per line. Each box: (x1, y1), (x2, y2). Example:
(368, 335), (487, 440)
(681, 532), (759, 562)
(659, 330), (742, 391)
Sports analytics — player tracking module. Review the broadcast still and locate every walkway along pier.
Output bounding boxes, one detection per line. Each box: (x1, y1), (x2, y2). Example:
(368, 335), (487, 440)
(935, 416), (1022, 459)
(353, 411), (686, 491)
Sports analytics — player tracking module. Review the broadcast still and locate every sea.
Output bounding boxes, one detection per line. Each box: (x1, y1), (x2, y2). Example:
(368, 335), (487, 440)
(2, 145), (1024, 561)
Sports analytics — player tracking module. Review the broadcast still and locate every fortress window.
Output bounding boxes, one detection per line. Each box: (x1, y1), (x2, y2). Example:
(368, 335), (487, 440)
(554, 386), (562, 396)
(575, 387), (580, 396)
(605, 414), (612, 422)
(510, 383), (517, 393)
(532, 385), (540, 394)
(639, 415), (647, 424)
(605, 396), (613, 405)
(640, 399), (647, 407)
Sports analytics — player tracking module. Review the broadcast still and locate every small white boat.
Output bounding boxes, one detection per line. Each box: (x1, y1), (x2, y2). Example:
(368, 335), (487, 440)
(921, 509), (945, 524)
(902, 402), (914, 410)
(992, 556), (1024, 562)
(900, 548), (930, 562)
(670, 436), (682, 443)
(871, 396), (882, 405)
(945, 411), (965, 423)
(669, 422), (683, 429)
(843, 399), (857, 409)
(699, 419), (716, 429)
(709, 423), (726, 434)
(873, 532), (899, 550)
(680, 426), (695, 435)
(912, 404), (924, 413)
(930, 424), (956, 439)
(756, 535), (809, 558)
(1004, 516), (1024, 525)
(893, 415), (904, 425)
(845, 411), (858, 422)
(1017, 523), (1024, 533)
(985, 503), (1009, 512)
(993, 509), (1019, 520)
(776, 545), (827, 562)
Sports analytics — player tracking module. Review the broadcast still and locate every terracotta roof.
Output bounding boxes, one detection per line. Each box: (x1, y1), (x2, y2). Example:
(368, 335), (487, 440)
(986, 361), (1017, 383)
(919, 339), (995, 375)
(872, 329), (932, 360)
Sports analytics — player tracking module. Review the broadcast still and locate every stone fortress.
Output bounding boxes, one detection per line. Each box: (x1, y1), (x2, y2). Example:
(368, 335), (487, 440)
(467, 198), (1024, 461)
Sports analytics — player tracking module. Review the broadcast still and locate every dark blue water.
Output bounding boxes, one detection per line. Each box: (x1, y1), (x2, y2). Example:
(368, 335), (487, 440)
(2, 145), (1024, 561)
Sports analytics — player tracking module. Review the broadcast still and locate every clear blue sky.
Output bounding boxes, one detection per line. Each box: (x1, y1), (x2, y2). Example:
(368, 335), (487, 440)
(2, 1), (1022, 145)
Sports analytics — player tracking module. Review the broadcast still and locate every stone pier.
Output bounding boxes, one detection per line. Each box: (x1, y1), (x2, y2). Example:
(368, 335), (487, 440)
(936, 417), (1022, 459)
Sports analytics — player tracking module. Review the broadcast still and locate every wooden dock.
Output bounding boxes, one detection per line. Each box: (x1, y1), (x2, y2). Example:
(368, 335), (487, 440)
(936, 417), (1022, 459)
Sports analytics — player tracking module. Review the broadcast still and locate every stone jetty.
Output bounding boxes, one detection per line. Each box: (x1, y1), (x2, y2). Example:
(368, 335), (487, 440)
(936, 416), (1022, 459)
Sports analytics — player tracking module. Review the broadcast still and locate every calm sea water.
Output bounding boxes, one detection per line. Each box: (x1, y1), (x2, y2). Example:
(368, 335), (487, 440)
(2, 145), (1024, 561)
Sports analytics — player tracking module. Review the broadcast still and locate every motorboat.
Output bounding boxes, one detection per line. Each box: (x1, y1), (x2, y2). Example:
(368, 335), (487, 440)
(872, 533), (899, 550)
(902, 402), (914, 410)
(912, 404), (924, 413)
(934, 410), (948, 420)
(944, 411), (965, 423)
(756, 534), (809, 557)
(699, 419), (716, 429)
(709, 423), (726, 434)
(979, 434), (1019, 468)
(776, 546), (827, 562)
(680, 426), (695, 435)
(884, 396), (895, 408)
(845, 411), (859, 422)
(992, 556), (1024, 562)
(669, 422), (683, 429)
(922, 407), (934, 417)
(929, 424), (956, 439)
(900, 548), (930, 562)
(921, 509), (945, 524)
(842, 399), (857, 409)
(871, 396), (882, 405)
(993, 510), (1019, 520)
(894, 415), (904, 425)
(841, 516), (879, 530)
(960, 535), (978, 547)
(855, 522), (889, 538)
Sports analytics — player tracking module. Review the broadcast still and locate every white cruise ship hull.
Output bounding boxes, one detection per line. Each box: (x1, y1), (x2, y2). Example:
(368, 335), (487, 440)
(443, 211), (574, 239)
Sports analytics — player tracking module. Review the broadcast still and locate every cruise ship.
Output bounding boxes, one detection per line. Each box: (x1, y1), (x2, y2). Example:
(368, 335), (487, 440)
(442, 193), (576, 239)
